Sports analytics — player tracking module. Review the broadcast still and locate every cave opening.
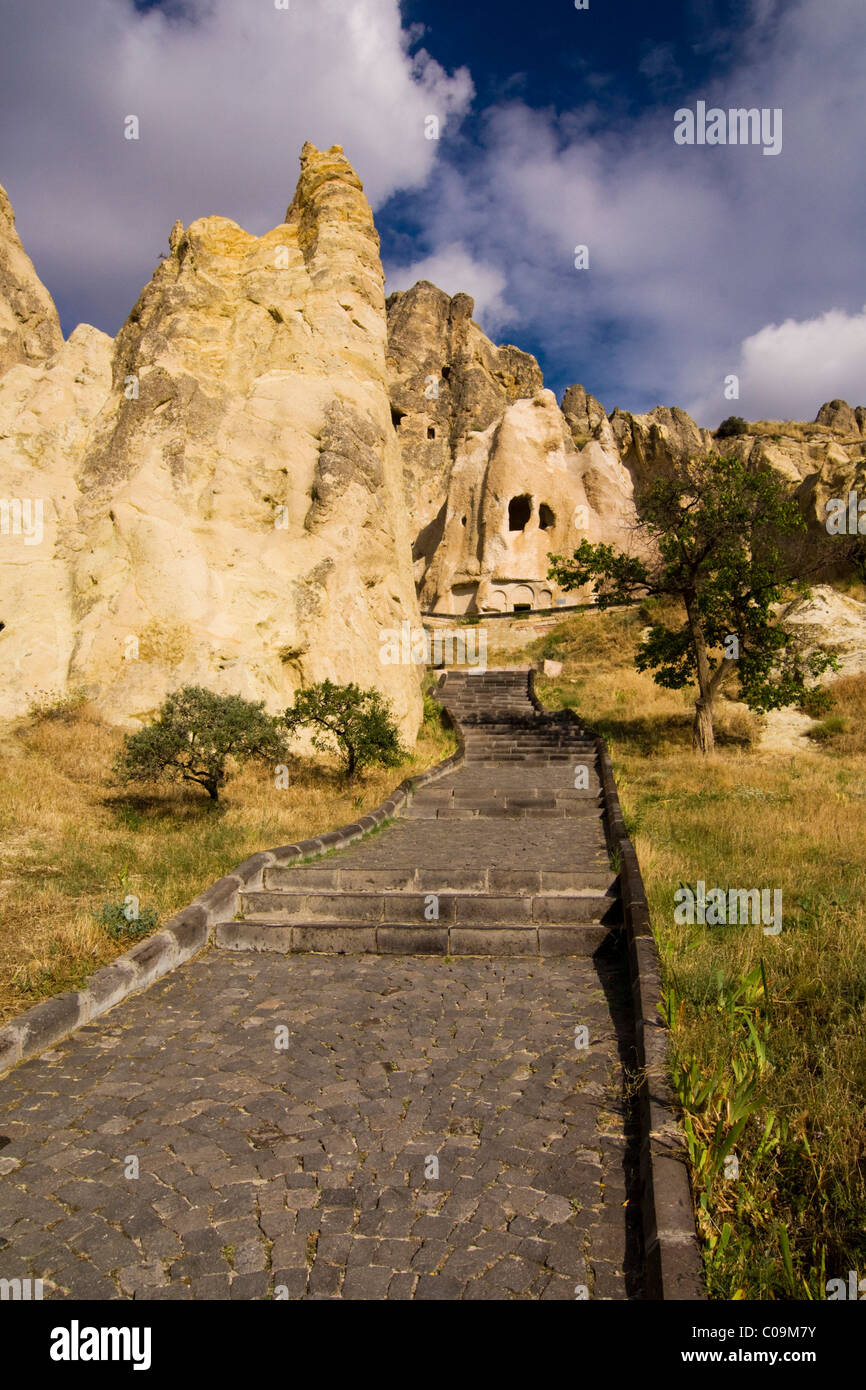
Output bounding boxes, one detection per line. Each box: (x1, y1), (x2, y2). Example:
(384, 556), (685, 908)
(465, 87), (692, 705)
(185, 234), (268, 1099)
(508, 494), (532, 531)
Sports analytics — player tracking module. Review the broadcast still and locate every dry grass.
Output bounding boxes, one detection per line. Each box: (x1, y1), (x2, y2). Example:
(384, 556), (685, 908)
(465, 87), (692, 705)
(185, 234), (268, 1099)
(828, 575), (866, 605)
(528, 606), (866, 1298)
(805, 673), (866, 754)
(745, 420), (853, 441)
(0, 692), (455, 1023)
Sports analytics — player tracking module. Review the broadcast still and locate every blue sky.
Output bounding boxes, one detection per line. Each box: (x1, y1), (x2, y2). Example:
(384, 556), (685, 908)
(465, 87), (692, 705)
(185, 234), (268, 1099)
(1, 0), (863, 424)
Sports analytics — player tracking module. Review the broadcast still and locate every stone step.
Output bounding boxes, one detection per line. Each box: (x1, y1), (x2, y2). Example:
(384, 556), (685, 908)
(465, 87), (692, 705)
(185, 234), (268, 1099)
(214, 920), (617, 956)
(403, 803), (604, 819)
(412, 801), (602, 810)
(239, 889), (620, 925)
(411, 786), (601, 799)
(264, 865), (618, 893)
(461, 741), (593, 749)
(467, 740), (594, 747)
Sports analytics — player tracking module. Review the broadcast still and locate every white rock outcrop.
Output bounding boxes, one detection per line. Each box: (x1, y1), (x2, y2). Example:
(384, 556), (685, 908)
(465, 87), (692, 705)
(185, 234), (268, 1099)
(0, 147), (423, 735)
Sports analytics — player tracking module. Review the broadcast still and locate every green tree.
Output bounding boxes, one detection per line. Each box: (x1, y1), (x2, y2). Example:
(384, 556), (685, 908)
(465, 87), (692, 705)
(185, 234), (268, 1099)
(548, 454), (838, 753)
(114, 686), (286, 801)
(716, 416), (749, 439)
(282, 680), (406, 778)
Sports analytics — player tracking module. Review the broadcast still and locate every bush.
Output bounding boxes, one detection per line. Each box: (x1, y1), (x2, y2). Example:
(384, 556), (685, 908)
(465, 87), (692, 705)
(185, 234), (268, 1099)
(113, 686), (287, 801)
(27, 687), (89, 722)
(538, 635), (565, 661)
(282, 680), (406, 778)
(95, 899), (159, 942)
(422, 689), (445, 730)
(807, 714), (848, 742)
(716, 416), (749, 438)
(799, 685), (835, 719)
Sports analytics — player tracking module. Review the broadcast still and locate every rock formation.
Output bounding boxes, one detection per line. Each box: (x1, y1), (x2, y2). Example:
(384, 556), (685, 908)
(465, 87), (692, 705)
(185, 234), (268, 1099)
(0, 147), (422, 735)
(0, 185), (63, 376)
(1, 139), (864, 729)
(386, 283), (637, 613)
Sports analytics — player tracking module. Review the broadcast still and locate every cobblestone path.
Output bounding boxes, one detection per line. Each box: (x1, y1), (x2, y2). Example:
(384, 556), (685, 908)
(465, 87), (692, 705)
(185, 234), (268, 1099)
(0, 670), (643, 1299)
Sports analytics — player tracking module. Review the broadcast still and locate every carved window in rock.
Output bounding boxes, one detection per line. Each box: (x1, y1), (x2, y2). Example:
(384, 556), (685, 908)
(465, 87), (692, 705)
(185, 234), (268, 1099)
(508, 494), (532, 531)
(539, 503), (555, 530)
(427, 426), (436, 440)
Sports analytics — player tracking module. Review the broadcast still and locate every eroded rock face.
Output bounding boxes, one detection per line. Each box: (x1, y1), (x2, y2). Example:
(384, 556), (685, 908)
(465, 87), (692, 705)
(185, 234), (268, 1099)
(2, 145), (864, 719)
(385, 284), (638, 613)
(0, 147), (422, 735)
(402, 365), (866, 613)
(608, 405), (715, 493)
(385, 280), (543, 588)
(416, 390), (638, 613)
(815, 399), (864, 436)
(0, 183), (63, 378)
(561, 384), (607, 440)
(777, 586), (866, 677)
(0, 323), (114, 707)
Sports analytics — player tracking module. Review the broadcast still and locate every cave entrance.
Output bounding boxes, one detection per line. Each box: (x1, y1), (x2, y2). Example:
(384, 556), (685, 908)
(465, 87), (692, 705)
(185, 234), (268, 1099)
(508, 494), (532, 531)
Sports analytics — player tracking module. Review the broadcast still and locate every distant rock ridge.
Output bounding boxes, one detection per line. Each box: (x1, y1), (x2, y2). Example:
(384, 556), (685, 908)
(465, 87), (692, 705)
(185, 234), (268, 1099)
(0, 144), (863, 725)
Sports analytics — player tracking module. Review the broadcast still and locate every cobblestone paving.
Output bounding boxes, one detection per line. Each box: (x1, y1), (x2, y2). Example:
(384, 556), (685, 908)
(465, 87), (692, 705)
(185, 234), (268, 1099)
(0, 951), (641, 1300)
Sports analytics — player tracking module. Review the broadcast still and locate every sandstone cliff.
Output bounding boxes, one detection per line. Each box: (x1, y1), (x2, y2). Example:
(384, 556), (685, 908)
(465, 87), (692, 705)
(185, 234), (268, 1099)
(386, 283), (637, 613)
(2, 144), (863, 716)
(0, 148), (423, 736)
(0, 184), (63, 377)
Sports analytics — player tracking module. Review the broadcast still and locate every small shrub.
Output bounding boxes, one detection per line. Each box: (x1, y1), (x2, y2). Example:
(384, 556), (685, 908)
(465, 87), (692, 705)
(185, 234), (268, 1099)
(282, 680), (406, 778)
(538, 636), (565, 660)
(422, 690), (445, 730)
(800, 686), (835, 719)
(808, 714), (847, 741)
(716, 416), (749, 438)
(27, 687), (89, 722)
(95, 899), (159, 942)
(114, 686), (287, 801)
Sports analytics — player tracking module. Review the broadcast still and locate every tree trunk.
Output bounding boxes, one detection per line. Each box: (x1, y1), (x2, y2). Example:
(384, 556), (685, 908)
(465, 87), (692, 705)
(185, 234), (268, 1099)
(693, 696), (715, 754)
(684, 590), (716, 755)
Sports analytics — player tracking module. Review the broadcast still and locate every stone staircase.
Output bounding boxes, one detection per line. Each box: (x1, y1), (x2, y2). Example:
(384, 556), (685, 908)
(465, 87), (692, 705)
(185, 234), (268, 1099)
(214, 668), (621, 956)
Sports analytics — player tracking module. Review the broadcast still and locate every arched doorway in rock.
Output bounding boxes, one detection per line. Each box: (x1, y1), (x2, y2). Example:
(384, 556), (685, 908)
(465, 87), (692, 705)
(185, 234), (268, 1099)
(510, 584), (535, 611)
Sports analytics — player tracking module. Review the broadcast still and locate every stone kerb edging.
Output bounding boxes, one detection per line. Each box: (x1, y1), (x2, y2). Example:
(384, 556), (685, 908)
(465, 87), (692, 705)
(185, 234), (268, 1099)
(0, 692), (466, 1079)
(527, 668), (705, 1300)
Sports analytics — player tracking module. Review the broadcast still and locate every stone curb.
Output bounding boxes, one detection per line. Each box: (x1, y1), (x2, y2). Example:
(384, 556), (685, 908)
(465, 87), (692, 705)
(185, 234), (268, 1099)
(0, 695), (465, 1079)
(527, 668), (705, 1301)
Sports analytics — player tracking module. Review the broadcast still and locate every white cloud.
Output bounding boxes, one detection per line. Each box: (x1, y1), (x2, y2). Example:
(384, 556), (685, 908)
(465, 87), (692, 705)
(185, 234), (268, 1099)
(687, 306), (866, 424)
(0, 0), (473, 333)
(388, 0), (866, 419)
(2, 0), (864, 426)
(385, 241), (515, 334)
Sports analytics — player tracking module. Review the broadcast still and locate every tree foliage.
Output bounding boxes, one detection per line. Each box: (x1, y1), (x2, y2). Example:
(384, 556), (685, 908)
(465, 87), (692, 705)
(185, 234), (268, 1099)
(548, 454), (838, 752)
(114, 686), (286, 800)
(716, 416), (749, 439)
(282, 680), (406, 778)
